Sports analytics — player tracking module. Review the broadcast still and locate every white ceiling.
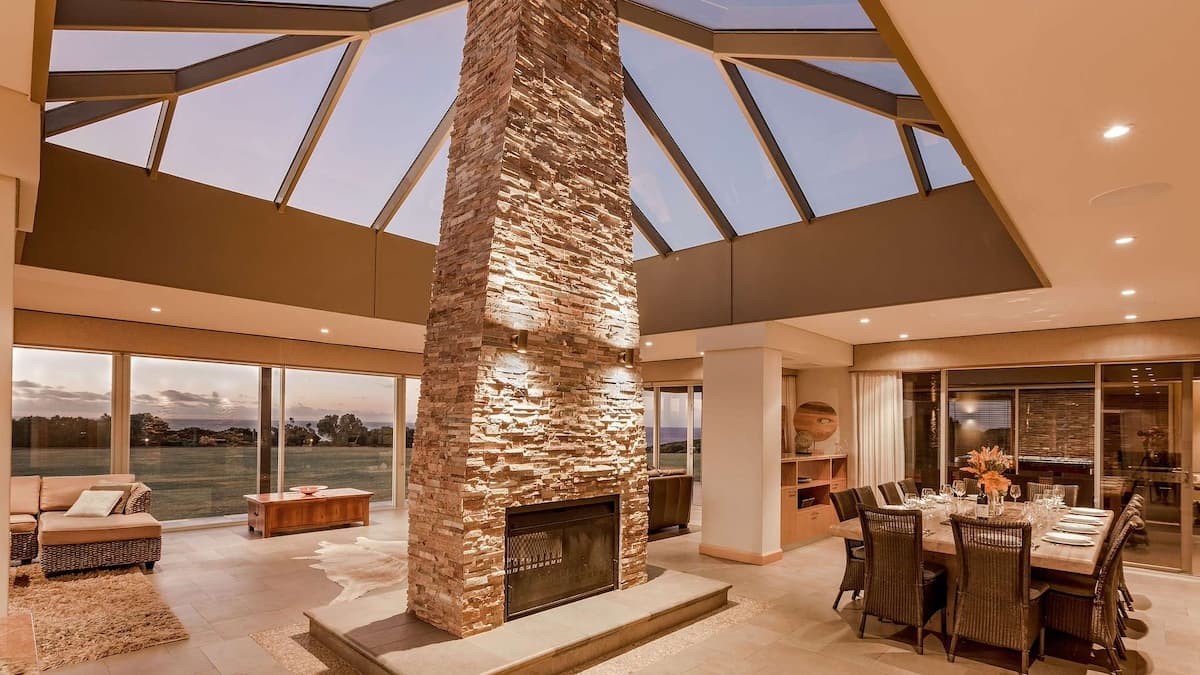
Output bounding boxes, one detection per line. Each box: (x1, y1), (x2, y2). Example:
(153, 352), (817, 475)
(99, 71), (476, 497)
(14, 265), (427, 353)
(778, 0), (1200, 345)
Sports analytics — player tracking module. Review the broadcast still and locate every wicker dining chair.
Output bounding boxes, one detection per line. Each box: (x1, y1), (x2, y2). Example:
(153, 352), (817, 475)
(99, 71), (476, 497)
(878, 482), (904, 506)
(830, 489), (865, 610)
(852, 485), (879, 509)
(899, 478), (919, 497)
(961, 477), (980, 495)
(1041, 515), (1143, 675)
(1026, 483), (1079, 507)
(1115, 494), (1144, 612)
(948, 515), (1046, 674)
(857, 505), (948, 654)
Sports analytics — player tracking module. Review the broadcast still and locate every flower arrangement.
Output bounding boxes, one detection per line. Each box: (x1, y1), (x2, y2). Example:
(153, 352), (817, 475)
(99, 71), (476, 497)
(963, 445), (1013, 495)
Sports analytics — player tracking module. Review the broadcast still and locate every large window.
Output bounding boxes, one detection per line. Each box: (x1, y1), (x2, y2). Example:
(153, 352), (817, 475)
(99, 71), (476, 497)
(644, 384), (702, 480)
(12, 348), (112, 477)
(404, 376), (419, 494)
(130, 356), (260, 521)
(902, 372), (939, 491)
(283, 369), (395, 504)
(947, 390), (1014, 481)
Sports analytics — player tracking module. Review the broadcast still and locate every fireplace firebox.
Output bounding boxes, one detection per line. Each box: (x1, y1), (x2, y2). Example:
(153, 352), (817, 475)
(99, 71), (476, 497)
(504, 495), (619, 620)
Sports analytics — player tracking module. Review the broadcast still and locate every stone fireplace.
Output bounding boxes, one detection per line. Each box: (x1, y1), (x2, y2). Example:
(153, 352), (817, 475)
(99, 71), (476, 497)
(504, 496), (620, 620)
(407, 0), (647, 638)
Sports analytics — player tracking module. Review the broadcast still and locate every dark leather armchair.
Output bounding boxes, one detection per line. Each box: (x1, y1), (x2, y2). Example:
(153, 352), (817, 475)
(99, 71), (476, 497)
(648, 470), (693, 532)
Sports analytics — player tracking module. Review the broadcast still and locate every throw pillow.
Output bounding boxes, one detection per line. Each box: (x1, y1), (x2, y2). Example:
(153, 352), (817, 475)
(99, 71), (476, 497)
(91, 482), (136, 514)
(65, 490), (123, 518)
(125, 483), (151, 514)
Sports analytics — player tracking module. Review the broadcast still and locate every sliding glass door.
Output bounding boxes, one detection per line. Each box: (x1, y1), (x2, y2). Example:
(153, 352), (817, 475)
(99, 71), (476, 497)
(643, 383), (702, 480)
(1101, 362), (1194, 572)
(12, 348), (113, 477)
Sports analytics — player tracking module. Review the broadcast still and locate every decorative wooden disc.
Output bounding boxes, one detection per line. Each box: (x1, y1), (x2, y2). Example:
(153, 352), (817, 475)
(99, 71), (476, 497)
(793, 401), (838, 442)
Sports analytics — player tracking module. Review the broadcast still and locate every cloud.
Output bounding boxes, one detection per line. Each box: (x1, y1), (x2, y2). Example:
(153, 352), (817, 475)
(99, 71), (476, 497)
(12, 379), (111, 417)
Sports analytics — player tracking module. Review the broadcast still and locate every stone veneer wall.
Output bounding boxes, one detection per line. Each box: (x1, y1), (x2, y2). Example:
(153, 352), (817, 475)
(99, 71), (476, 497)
(407, 0), (647, 637)
(1018, 389), (1095, 460)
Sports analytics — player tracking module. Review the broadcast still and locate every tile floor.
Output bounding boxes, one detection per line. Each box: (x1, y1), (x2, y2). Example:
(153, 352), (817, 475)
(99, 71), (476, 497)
(49, 507), (1199, 675)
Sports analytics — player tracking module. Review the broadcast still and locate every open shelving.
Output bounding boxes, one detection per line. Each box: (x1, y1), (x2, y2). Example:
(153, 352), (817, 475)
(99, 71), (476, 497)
(780, 454), (848, 548)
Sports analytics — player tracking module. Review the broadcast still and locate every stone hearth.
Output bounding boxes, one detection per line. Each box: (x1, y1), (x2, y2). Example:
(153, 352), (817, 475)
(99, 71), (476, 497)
(407, 0), (647, 637)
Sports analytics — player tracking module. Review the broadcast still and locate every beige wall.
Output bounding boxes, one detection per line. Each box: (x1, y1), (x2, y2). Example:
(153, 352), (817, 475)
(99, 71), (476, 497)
(634, 182), (1041, 335)
(794, 367), (854, 458)
(854, 317), (1200, 371)
(15, 310), (423, 376)
(25, 145), (435, 324)
(642, 357), (703, 383)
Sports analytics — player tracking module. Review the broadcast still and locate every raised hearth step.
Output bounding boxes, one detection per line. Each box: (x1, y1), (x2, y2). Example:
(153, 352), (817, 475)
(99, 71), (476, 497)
(305, 568), (731, 675)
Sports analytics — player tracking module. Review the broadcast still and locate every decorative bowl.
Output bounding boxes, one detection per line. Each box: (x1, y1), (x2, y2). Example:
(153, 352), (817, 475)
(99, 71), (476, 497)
(290, 485), (328, 496)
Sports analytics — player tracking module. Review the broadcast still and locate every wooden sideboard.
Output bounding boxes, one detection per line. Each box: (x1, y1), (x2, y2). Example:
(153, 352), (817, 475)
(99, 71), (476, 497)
(780, 454), (847, 549)
(245, 488), (373, 538)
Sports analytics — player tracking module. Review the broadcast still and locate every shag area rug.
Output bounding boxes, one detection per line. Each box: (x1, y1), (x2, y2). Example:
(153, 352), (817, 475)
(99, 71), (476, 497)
(296, 538), (408, 603)
(7, 565), (188, 671)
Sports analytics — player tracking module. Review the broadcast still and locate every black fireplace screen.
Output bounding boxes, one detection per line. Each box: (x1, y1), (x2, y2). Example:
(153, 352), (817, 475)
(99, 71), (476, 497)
(504, 495), (619, 620)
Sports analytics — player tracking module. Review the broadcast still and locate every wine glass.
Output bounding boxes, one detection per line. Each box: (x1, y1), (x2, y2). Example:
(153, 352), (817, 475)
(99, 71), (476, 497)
(921, 488), (935, 503)
(952, 479), (965, 499)
(903, 492), (919, 508)
(1010, 484), (1022, 515)
(940, 484), (952, 501)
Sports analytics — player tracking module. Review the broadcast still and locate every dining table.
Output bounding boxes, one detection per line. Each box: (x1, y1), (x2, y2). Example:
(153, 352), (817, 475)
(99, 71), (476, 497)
(828, 500), (1114, 575)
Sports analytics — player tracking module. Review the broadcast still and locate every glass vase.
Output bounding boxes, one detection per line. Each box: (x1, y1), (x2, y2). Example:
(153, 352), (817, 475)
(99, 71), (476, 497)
(990, 491), (1005, 516)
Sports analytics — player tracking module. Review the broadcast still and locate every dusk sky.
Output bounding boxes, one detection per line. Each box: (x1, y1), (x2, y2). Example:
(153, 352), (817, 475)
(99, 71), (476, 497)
(13, 348), (402, 424)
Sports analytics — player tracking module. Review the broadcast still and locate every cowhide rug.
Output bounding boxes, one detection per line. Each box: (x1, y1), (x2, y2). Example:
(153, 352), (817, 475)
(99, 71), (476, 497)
(296, 538), (408, 603)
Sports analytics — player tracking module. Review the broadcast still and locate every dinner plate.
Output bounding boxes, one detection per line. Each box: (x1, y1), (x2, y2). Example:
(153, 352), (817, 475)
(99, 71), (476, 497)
(1055, 522), (1101, 535)
(1069, 507), (1107, 516)
(1060, 514), (1104, 525)
(1042, 532), (1095, 546)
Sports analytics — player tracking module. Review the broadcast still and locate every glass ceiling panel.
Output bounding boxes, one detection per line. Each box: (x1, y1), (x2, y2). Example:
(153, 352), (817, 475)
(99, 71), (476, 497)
(633, 227), (656, 260)
(160, 48), (342, 200)
(625, 102), (720, 251)
(631, 0), (871, 29)
(50, 31), (273, 71)
(620, 24), (799, 235)
(48, 103), (161, 167)
(741, 66), (916, 216)
(803, 59), (918, 96)
(289, 7), (466, 225)
(915, 128), (972, 189)
(384, 143), (448, 245)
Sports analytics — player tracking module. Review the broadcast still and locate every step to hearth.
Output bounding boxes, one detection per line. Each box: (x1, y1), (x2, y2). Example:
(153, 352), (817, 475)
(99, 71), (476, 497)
(305, 568), (731, 675)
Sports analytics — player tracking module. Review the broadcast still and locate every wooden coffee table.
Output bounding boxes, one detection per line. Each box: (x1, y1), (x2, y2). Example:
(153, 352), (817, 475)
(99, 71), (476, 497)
(245, 488), (373, 538)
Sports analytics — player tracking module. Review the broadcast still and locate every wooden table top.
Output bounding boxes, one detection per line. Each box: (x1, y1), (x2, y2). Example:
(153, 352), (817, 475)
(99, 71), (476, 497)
(245, 488), (374, 504)
(828, 501), (1114, 575)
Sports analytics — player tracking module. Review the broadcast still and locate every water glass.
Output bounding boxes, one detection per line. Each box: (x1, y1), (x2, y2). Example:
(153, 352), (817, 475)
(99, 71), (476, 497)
(940, 484), (952, 501)
(921, 488), (935, 503)
(903, 492), (919, 508)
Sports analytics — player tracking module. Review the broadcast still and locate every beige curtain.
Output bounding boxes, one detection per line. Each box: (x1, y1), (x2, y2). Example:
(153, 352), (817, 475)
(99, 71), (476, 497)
(851, 370), (905, 488)
(782, 374), (797, 455)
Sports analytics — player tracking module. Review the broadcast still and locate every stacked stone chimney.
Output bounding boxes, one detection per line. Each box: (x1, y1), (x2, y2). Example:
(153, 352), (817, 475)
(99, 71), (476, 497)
(407, 0), (647, 637)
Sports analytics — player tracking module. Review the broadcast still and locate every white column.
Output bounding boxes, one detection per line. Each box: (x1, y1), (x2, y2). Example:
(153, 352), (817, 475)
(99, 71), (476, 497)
(699, 347), (783, 564)
(0, 0), (41, 615)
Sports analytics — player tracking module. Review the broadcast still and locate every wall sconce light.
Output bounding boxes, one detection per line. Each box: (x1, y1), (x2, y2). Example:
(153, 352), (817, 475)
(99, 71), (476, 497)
(618, 348), (636, 369)
(511, 330), (529, 354)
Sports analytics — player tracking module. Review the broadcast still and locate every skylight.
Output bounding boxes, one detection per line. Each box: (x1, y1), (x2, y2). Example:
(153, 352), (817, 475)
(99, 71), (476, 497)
(620, 24), (800, 235)
(625, 102), (723, 251)
(48, 103), (163, 167)
(160, 48), (343, 200)
(914, 128), (973, 188)
(631, 0), (871, 30)
(633, 227), (657, 260)
(741, 65), (917, 216)
(50, 31), (274, 71)
(289, 7), (466, 225)
(803, 59), (919, 96)
(384, 144), (449, 245)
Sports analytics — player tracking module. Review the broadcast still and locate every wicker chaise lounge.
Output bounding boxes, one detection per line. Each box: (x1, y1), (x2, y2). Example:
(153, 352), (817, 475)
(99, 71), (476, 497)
(36, 474), (163, 575)
(10, 475), (41, 564)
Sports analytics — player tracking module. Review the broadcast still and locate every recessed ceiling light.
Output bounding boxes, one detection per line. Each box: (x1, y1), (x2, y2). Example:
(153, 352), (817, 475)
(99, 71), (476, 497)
(859, 318), (871, 324)
(644, 341), (653, 347)
(1103, 124), (1131, 139)
(898, 333), (909, 340)
(1114, 236), (1135, 245)
(1124, 314), (1138, 321)
(1121, 289), (1136, 296)
(150, 307), (162, 313)
(1131, 367), (1138, 371)
(699, 351), (705, 356)
(320, 328), (330, 334)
